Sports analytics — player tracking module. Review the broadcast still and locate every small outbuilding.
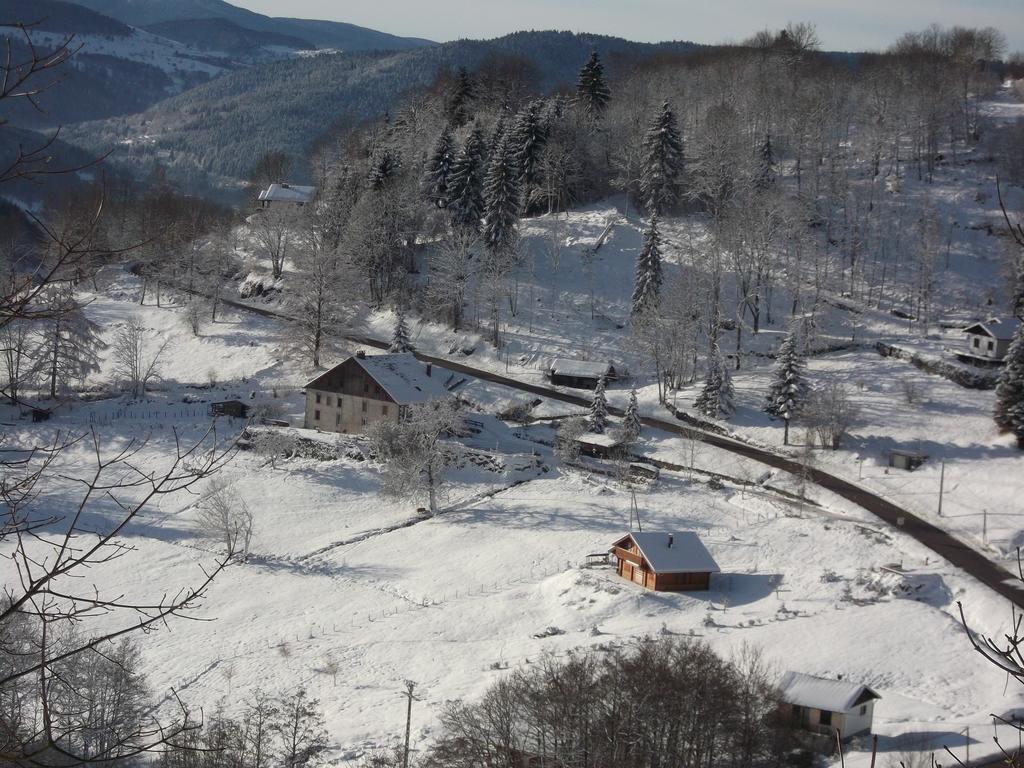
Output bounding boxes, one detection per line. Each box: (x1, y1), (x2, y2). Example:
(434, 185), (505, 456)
(888, 449), (928, 471)
(610, 531), (720, 591)
(257, 183), (316, 208)
(777, 671), (881, 741)
(576, 432), (625, 459)
(959, 318), (1021, 364)
(548, 359), (617, 390)
(210, 400), (251, 418)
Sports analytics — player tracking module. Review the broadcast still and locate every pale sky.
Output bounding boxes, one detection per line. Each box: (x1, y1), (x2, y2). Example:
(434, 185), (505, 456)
(234, 0), (1024, 52)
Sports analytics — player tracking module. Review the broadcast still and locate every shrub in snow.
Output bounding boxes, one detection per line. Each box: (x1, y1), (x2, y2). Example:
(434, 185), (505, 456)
(801, 382), (860, 450)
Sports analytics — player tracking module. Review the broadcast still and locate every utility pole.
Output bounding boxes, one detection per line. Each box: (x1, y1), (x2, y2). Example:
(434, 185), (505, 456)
(937, 460), (946, 517)
(402, 680), (418, 768)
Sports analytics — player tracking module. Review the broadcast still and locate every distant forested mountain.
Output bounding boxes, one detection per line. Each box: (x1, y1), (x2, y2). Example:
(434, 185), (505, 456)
(66, 0), (436, 51)
(145, 17), (314, 55)
(69, 31), (699, 191)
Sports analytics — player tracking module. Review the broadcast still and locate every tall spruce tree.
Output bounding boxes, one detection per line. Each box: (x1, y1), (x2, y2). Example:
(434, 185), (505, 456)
(447, 67), (475, 128)
(623, 388), (642, 442)
(510, 101), (548, 196)
(631, 215), (664, 315)
(754, 134), (777, 191)
(447, 125), (487, 232)
(695, 342), (735, 419)
(389, 309), (414, 353)
(994, 321), (1024, 448)
(640, 100), (684, 215)
(482, 134), (521, 255)
(589, 375), (609, 433)
(575, 50), (611, 119)
(423, 126), (456, 209)
(368, 148), (401, 190)
(765, 327), (808, 443)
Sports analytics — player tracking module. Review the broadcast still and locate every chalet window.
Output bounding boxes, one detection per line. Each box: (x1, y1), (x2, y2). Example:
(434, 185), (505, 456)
(325, 396), (332, 407)
(363, 380), (369, 393)
(316, 392), (322, 404)
(819, 710), (832, 726)
(859, 705), (867, 715)
(972, 337), (980, 348)
(314, 409), (320, 421)
(362, 401), (367, 413)
(382, 405), (389, 416)
(988, 340), (994, 351)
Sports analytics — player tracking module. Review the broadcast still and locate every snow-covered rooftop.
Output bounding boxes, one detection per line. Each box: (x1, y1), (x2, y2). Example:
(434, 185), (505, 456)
(578, 433), (622, 447)
(777, 671), (881, 713)
(612, 531), (721, 574)
(550, 358), (614, 378)
(962, 317), (1021, 340)
(258, 183), (316, 204)
(306, 353), (450, 405)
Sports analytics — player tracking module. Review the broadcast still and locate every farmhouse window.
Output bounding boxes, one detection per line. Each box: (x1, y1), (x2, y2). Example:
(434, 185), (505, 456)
(819, 710), (832, 726)
(336, 413), (341, 427)
(362, 401), (367, 413)
(988, 340), (994, 351)
(973, 337), (980, 348)
(326, 396), (332, 407)
(314, 410), (320, 421)
(859, 705), (867, 715)
(363, 380), (369, 393)
(382, 405), (389, 416)
(316, 392), (322, 403)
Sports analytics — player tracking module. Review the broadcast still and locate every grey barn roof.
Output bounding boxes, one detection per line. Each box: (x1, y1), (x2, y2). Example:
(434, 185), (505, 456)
(258, 183), (316, 204)
(778, 671), (880, 713)
(962, 318), (1021, 341)
(549, 358), (614, 378)
(612, 531), (721, 574)
(306, 353), (449, 405)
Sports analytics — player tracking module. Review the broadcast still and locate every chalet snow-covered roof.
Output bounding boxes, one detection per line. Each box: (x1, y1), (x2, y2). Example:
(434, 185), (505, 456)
(258, 183), (316, 204)
(306, 353), (449, 405)
(611, 531), (720, 575)
(962, 318), (1021, 341)
(549, 358), (615, 378)
(777, 672), (880, 713)
(578, 433), (623, 448)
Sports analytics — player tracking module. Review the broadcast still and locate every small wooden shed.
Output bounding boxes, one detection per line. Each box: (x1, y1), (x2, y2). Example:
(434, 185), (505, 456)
(209, 400), (251, 418)
(888, 449), (927, 471)
(777, 671), (881, 742)
(610, 531), (720, 591)
(576, 432), (625, 459)
(548, 359), (617, 390)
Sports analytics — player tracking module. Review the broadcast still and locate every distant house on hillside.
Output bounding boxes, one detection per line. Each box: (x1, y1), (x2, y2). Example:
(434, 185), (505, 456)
(258, 182), (316, 208)
(958, 318), (1021, 364)
(610, 531), (720, 591)
(548, 359), (617, 389)
(777, 671), (880, 741)
(303, 351), (449, 434)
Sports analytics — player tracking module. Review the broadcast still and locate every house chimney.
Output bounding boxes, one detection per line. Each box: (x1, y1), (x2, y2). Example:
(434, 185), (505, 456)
(356, 349), (366, 359)
(668, 534), (673, 548)
(426, 363), (432, 377)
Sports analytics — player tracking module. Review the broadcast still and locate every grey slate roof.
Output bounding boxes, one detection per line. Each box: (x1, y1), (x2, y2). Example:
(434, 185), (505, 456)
(550, 358), (614, 378)
(612, 531), (721, 574)
(306, 353), (449, 405)
(778, 671), (880, 713)
(962, 318), (1021, 341)
(258, 183), (316, 204)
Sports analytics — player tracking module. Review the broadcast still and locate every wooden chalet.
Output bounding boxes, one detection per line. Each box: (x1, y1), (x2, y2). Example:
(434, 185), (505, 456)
(257, 182), (316, 208)
(209, 400), (251, 418)
(610, 531), (720, 591)
(303, 351), (449, 434)
(958, 318), (1021, 365)
(575, 432), (625, 459)
(548, 359), (617, 390)
(777, 671), (880, 742)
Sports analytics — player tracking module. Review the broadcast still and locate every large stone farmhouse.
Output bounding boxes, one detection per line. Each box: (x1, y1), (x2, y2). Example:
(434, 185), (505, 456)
(303, 352), (449, 434)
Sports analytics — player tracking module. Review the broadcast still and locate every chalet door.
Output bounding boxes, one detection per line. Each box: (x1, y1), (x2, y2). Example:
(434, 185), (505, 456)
(632, 567), (645, 586)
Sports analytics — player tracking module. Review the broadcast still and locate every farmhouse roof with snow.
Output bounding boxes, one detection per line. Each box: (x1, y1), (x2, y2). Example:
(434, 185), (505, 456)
(962, 317), (1021, 341)
(611, 531), (721, 575)
(258, 183), (316, 205)
(549, 359), (616, 379)
(305, 352), (449, 405)
(777, 671), (880, 713)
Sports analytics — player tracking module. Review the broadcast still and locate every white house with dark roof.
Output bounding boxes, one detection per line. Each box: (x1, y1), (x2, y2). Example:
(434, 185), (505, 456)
(610, 531), (720, 591)
(959, 317), (1021, 363)
(258, 183), (316, 208)
(777, 671), (881, 740)
(303, 352), (450, 434)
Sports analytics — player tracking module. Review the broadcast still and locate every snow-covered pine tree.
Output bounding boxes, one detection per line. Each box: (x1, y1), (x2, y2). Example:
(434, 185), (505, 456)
(994, 321), (1024, 447)
(447, 67), (475, 128)
(694, 342), (735, 419)
(423, 126), (456, 209)
(575, 50), (610, 119)
(447, 124), (487, 232)
(389, 309), (414, 353)
(623, 388), (642, 442)
(510, 101), (548, 193)
(754, 134), (776, 191)
(639, 100), (684, 215)
(368, 148), (401, 190)
(482, 133), (521, 255)
(589, 375), (609, 433)
(631, 215), (664, 315)
(765, 327), (808, 443)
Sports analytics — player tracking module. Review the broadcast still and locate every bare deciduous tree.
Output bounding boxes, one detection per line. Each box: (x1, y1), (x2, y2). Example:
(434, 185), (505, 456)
(197, 477), (255, 561)
(112, 319), (170, 397)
